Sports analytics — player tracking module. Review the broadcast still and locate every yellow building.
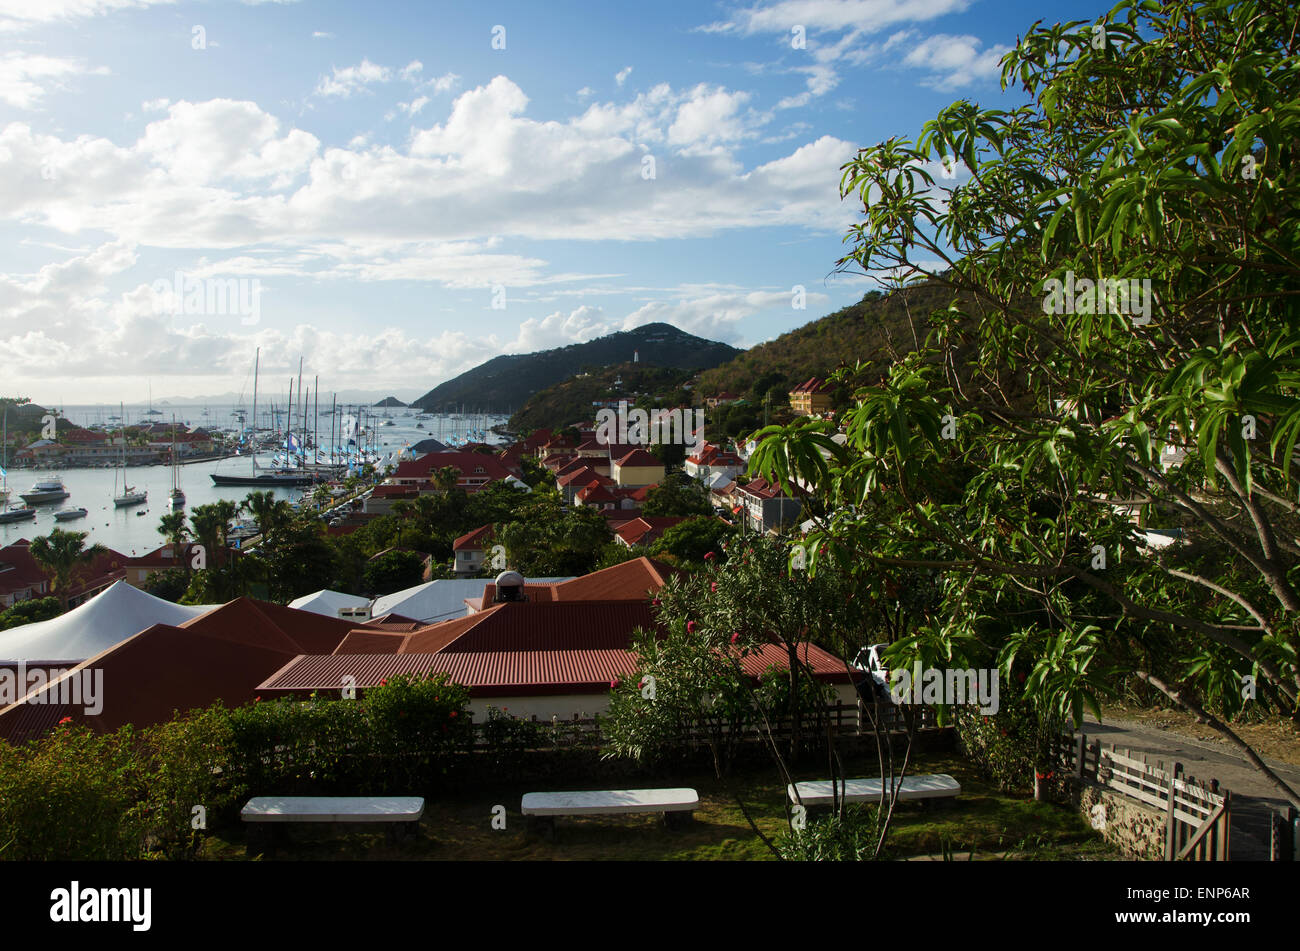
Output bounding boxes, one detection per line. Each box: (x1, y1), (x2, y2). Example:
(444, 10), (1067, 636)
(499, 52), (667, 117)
(789, 377), (833, 416)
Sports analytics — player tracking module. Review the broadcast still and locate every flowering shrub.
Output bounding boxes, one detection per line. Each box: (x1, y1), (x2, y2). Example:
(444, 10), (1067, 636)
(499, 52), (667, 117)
(952, 691), (1068, 795)
(0, 724), (145, 860)
(135, 705), (241, 859)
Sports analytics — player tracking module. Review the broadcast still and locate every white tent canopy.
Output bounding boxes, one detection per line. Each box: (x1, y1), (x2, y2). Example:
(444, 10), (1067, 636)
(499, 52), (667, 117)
(288, 590), (371, 618)
(0, 581), (215, 663)
(371, 577), (572, 624)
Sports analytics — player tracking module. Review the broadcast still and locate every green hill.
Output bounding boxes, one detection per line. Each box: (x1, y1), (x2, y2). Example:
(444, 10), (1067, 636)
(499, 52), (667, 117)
(412, 322), (739, 415)
(508, 364), (696, 433)
(696, 282), (960, 403)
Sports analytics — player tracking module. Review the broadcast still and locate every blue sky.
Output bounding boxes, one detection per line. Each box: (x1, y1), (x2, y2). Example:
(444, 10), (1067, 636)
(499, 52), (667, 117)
(0, 0), (1107, 404)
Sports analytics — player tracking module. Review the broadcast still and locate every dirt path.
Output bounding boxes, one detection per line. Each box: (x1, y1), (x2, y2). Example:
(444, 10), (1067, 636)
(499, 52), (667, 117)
(1081, 712), (1300, 860)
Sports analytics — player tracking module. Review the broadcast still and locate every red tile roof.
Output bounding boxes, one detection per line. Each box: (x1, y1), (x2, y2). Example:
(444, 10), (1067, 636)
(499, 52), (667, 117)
(0, 597), (374, 741)
(614, 516), (689, 547)
(453, 524), (495, 551)
(614, 448), (661, 468)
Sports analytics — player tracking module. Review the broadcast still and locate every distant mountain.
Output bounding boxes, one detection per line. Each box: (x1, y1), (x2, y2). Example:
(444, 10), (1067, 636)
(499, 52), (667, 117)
(412, 323), (740, 414)
(373, 396), (407, 407)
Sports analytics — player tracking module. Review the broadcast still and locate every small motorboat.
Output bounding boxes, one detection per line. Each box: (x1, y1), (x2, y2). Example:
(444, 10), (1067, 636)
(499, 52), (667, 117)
(54, 506), (89, 521)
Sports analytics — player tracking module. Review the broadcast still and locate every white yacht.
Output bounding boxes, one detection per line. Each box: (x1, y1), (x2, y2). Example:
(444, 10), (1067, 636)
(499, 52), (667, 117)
(54, 506), (89, 521)
(20, 477), (69, 504)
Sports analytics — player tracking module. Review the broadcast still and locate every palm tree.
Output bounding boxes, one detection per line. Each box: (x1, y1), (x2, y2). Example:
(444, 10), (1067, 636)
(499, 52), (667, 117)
(189, 500), (239, 566)
(157, 511), (189, 549)
(241, 491), (292, 546)
(432, 466), (460, 493)
(29, 529), (109, 610)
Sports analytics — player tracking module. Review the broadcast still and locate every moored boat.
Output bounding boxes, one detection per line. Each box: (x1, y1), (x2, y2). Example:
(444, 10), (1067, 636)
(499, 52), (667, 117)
(54, 506), (88, 521)
(20, 478), (69, 504)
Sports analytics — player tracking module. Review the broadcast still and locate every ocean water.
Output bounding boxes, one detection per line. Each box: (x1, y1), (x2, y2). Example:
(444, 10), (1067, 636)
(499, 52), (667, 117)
(2, 406), (510, 557)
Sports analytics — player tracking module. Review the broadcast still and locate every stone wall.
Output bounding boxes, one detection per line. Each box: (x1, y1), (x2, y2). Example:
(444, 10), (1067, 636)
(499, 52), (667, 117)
(1075, 781), (1165, 860)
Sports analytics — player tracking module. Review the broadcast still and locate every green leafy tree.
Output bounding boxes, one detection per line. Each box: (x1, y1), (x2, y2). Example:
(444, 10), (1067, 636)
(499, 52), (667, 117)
(650, 516), (735, 565)
(753, 0), (1300, 807)
(498, 488), (613, 576)
(0, 596), (61, 630)
(641, 472), (713, 517)
(363, 550), (428, 597)
(28, 529), (108, 609)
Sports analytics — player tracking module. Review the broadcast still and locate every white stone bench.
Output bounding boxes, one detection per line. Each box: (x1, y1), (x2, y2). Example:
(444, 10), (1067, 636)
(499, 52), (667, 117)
(788, 774), (961, 807)
(241, 796), (425, 854)
(521, 788), (699, 838)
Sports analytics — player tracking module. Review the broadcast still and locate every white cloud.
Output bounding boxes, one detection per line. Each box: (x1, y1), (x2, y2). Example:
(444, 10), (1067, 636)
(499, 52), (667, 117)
(508, 305), (609, 352)
(576, 86), (595, 99)
(315, 58), (392, 97)
(0, 0), (176, 33)
(419, 72), (460, 94)
(621, 286), (827, 342)
(0, 53), (108, 109)
(615, 66), (633, 87)
(394, 95), (430, 117)
(0, 78), (856, 279)
(667, 85), (759, 147)
(141, 97), (170, 112)
(136, 99), (320, 187)
(312, 31), (334, 39)
(400, 60), (422, 82)
(703, 0), (970, 35)
(902, 34), (1010, 88)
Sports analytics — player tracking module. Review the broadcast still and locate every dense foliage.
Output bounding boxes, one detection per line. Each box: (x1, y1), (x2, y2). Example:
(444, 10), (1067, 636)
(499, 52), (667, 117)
(752, 0), (1300, 806)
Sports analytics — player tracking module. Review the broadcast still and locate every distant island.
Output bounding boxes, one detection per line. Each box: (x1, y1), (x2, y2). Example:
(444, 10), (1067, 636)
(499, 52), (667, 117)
(373, 397), (407, 408)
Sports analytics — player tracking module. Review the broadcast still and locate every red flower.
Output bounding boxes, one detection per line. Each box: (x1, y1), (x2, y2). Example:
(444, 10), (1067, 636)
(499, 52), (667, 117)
(710, 582), (718, 592)
(449, 710), (458, 718)
(254, 696), (261, 703)
(730, 632), (740, 644)
(610, 679), (618, 689)
(58, 716), (72, 725)
(380, 678), (389, 686)
(687, 621), (697, 633)
(704, 551), (715, 561)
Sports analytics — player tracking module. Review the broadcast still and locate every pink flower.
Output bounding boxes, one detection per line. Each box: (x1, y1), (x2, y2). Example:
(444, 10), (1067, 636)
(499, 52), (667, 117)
(710, 582), (718, 592)
(704, 551), (715, 561)
(687, 621), (697, 633)
(730, 632), (740, 644)
(610, 679), (618, 689)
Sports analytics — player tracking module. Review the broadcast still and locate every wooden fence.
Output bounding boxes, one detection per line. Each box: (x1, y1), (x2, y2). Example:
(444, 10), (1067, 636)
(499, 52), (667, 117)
(1057, 732), (1231, 861)
(1271, 805), (1297, 861)
(497, 701), (940, 750)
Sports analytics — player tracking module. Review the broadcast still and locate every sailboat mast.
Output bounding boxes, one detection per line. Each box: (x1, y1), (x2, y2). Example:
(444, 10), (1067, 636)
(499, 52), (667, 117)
(313, 375), (319, 467)
(251, 346), (260, 471)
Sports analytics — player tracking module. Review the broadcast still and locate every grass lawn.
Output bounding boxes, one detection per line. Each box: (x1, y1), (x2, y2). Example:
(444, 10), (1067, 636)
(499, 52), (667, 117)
(200, 750), (1119, 861)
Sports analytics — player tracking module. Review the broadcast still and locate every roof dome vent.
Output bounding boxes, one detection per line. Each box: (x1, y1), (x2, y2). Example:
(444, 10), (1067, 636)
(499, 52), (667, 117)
(494, 570), (526, 603)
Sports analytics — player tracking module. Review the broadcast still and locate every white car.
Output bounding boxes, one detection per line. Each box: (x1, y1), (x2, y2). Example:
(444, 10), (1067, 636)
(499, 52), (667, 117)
(851, 643), (892, 699)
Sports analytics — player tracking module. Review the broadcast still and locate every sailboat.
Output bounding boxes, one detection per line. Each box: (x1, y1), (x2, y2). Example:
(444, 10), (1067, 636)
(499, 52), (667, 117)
(211, 348), (317, 487)
(0, 406), (36, 523)
(168, 415), (185, 508)
(113, 404), (147, 507)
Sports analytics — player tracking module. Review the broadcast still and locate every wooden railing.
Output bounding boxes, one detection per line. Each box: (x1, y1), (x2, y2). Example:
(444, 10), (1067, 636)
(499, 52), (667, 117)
(1057, 732), (1230, 861)
(494, 701), (942, 750)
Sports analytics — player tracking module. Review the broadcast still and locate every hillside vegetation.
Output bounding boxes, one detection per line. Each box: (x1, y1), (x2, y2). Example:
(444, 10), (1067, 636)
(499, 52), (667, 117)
(413, 322), (739, 415)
